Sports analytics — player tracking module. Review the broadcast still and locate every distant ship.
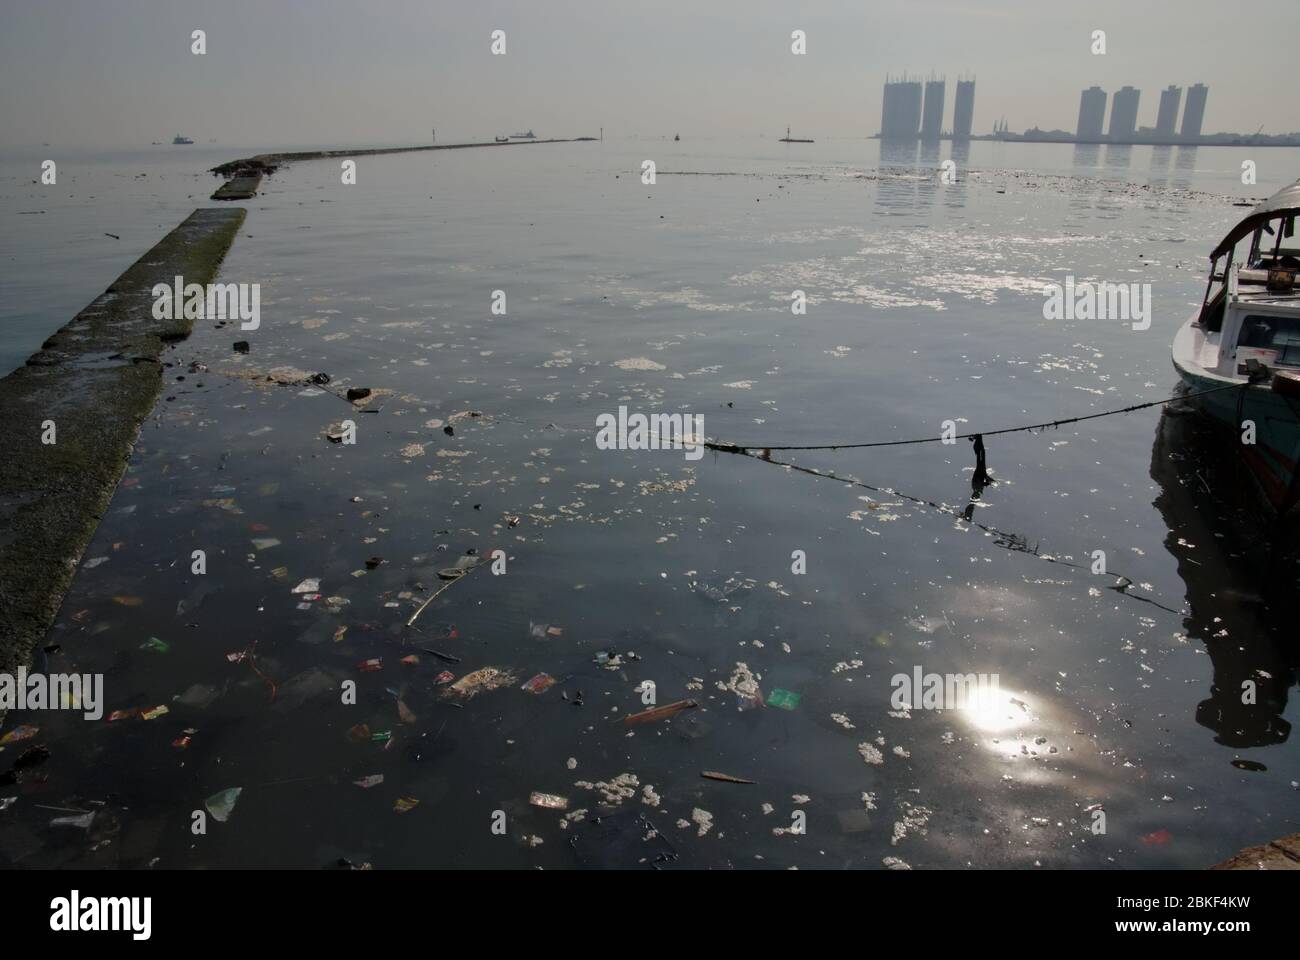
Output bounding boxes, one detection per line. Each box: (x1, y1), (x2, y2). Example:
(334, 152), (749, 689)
(494, 136), (510, 143)
(510, 130), (536, 139)
(674, 133), (680, 141)
(173, 135), (195, 145)
(778, 127), (814, 143)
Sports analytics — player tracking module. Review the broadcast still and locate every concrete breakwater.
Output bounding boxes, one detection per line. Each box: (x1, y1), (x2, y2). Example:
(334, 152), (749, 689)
(3, 136), (589, 700)
(209, 136), (591, 181)
(1212, 833), (1300, 870)
(0, 208), (246, 700)
(211, 174), (262, 201)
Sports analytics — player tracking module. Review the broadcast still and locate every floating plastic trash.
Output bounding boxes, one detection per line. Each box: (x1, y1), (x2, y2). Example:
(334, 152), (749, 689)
(205, 787), (242, 823)
(766, 689), (801, 711)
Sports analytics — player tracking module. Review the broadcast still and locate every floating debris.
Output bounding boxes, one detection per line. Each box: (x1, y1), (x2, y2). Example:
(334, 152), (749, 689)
(205, 787), (242, 823)
(521, 673), (557, 694)
(574, 773), (639, 805)
(569, 808), (677, 868)
(0, 725), (40, 745)
(613, 357), (666, 371)
(529, 791), (569, 810)
(718, 662), (763, 710)
(623, 699), (697, 726)
(858, 742), (884, 765)
(446, 667), (516, 699)
(701, 771), (756, 784)
(766, 688), (801, 711)
(891, 802), (931, 846)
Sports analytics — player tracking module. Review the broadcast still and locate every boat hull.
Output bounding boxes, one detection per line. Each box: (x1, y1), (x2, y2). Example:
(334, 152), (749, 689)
(1172, 320), (1300, 513)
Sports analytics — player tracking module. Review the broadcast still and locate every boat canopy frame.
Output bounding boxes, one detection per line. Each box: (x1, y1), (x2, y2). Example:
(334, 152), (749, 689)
(1210, 178), (1300, 261)
(1199, 179), (1300, 329)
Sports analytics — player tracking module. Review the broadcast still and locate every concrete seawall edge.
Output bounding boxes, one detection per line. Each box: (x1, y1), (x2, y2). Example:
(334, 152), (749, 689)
(0, 208), (247, 710)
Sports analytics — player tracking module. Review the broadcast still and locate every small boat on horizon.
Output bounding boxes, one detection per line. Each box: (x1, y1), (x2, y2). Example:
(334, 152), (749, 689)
(173, 135), (195, 145)
(778, 126), (814, 143)
(1172, 177), (1300, 514)
(674, 133), (680, 141)
(494, 136), (509, 143)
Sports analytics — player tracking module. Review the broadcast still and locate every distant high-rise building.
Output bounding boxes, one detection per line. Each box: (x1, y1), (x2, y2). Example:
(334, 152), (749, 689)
(1108, 86), (1141, 141)
(1076, 86), (1107, 140)
(1181, 83), (1208, 140)
(880, 74), (923, 138)
(952, 79), (975, 140)
(1156, 85), (1182, 136)
(921, 78), (945, 139)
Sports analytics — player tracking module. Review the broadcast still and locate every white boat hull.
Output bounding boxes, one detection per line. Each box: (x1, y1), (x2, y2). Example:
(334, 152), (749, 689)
(1172, 312), (1300, 511)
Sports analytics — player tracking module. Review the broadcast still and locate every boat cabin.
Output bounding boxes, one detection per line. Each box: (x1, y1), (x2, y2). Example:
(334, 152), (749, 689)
(1196, 179), (1300, 379)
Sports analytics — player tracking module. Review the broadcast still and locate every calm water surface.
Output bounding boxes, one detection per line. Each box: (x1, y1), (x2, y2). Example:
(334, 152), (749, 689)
(1, 138), (1297, 868)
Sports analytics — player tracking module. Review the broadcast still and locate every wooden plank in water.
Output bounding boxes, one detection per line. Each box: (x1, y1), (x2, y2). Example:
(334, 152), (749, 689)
(622, 699), (697, 725)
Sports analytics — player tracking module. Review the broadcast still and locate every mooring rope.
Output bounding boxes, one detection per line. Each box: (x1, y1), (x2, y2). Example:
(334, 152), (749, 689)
(704, 382), (1249, 454)
(723, 444), (1183, 614)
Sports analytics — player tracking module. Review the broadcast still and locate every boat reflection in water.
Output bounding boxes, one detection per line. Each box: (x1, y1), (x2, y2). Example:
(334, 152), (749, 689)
(1150, 403), (1298, 748)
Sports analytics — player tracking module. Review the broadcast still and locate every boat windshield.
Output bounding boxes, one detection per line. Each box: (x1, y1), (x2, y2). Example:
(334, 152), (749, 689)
(1251, 215), (1299, 265)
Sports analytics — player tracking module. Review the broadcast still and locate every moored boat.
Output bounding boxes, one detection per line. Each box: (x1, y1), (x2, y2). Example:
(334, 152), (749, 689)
(1172, 178), (1300, 513)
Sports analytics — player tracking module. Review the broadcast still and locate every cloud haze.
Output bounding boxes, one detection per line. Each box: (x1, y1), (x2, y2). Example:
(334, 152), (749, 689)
(1, 0), (1295, 149)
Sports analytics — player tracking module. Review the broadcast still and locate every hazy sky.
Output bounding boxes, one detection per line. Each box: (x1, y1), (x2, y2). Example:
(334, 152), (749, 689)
(2, 0), (1296, 149)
